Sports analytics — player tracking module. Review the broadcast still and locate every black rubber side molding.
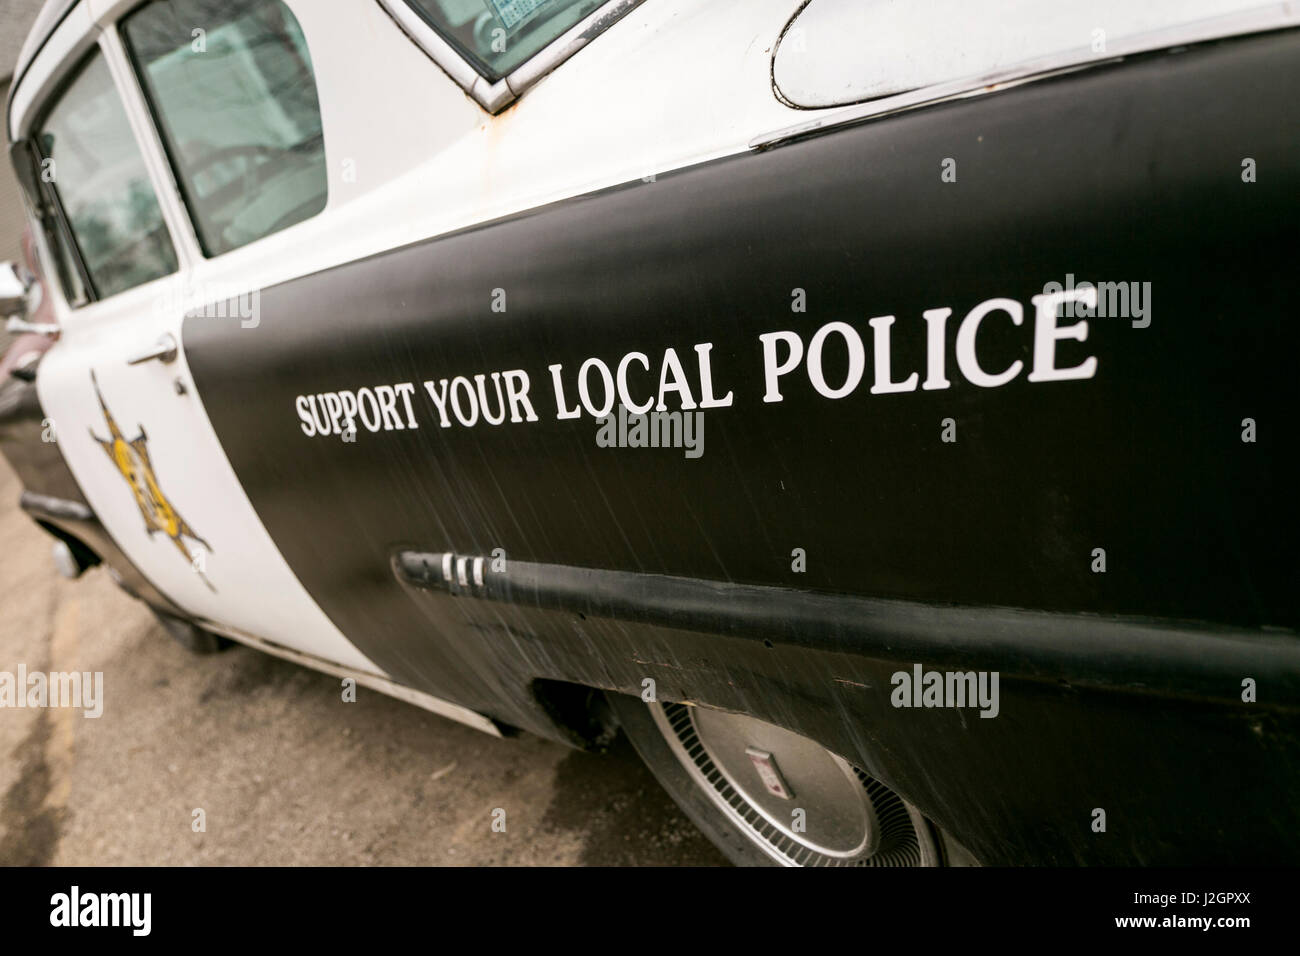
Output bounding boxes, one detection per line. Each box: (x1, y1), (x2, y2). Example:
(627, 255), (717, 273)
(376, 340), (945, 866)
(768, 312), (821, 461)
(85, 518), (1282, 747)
(393, 548), (1300, 705)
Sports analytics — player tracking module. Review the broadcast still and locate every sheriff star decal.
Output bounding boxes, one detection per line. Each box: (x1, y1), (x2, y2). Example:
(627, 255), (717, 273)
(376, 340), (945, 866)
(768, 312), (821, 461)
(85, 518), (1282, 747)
(89, 372), (214, 590)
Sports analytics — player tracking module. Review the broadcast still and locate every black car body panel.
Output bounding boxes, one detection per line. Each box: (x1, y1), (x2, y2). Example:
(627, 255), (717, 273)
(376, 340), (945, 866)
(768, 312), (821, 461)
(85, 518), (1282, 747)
(170, 29), (1297, 862)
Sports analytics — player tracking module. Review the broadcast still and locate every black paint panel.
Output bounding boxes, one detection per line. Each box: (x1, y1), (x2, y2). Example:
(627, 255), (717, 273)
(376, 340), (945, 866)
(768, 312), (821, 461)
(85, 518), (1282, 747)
(184, 33), (1300, 863)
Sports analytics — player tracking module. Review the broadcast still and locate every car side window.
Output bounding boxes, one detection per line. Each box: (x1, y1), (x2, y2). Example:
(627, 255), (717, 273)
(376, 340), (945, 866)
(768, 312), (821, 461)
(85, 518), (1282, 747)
(36, 50), (178, 302)
(121, 0), (328, 257)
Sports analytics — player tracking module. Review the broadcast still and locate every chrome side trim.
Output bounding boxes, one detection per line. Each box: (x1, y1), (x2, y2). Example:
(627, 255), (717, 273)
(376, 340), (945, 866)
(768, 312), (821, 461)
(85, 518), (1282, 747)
(20, 490), (95, 523)
(377, 0), (645, 114)
(199, 619), (504, 738)
(752, 2), (1300, 150)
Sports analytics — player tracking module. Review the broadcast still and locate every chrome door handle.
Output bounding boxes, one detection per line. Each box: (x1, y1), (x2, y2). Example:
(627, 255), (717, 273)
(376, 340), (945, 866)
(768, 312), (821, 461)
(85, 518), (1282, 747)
(127, 333), (178, 366)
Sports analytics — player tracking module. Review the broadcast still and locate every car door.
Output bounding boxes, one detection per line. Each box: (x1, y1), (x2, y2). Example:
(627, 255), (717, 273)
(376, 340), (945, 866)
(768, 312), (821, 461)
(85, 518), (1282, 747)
(26, 10), (377, 674)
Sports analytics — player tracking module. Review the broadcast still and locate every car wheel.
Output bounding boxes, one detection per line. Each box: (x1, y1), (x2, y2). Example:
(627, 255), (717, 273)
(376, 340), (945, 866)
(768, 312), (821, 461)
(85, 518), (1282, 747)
(607, 691), (948, 867)
(151, 609), (232, 655)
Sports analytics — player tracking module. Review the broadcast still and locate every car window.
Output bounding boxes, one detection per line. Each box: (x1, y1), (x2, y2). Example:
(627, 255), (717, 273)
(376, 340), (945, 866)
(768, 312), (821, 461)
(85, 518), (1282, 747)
(121, 0), (327, 257)
(36, 50), (178, 301)
(403, 0), (603, 80)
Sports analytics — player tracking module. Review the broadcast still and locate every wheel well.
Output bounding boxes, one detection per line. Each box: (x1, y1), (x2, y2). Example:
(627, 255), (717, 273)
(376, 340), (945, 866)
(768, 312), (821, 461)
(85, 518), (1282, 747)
(530, 679), (620, 751)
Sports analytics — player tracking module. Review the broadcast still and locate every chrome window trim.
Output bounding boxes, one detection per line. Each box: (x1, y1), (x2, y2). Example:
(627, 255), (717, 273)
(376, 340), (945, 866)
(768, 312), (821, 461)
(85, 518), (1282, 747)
(99, 24), (204, 270)
(378, 0), (645, 114)
(752, 2), (1300, 150)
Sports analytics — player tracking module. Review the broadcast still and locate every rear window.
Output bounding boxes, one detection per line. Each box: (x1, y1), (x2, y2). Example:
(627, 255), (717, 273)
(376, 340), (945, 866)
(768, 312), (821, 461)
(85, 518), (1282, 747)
(121, 0), (327, 257)
(404, 0), (603, 79)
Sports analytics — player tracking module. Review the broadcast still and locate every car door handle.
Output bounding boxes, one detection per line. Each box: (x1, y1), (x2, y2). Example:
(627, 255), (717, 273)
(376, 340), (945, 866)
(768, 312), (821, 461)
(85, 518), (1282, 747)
(127, 333), (178, 366)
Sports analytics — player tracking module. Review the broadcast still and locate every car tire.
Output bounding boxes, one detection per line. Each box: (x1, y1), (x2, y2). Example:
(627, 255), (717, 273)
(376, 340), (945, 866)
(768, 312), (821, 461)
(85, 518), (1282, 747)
(151, 609), (232, 655)
(606, 691), (955, 867)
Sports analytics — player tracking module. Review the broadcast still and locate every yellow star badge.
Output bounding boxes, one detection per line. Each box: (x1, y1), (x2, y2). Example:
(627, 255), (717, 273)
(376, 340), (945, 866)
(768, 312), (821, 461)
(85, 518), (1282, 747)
(88, 372), (214, 591)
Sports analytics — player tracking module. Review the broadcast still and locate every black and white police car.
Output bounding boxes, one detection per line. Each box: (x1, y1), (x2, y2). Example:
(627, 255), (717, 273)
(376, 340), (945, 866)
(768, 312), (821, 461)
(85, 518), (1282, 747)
(2, 0), (1297, 865)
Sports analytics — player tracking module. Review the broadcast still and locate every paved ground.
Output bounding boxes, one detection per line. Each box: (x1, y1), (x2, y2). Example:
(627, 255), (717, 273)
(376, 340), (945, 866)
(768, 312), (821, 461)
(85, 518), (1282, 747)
(0, 459), (727, 866)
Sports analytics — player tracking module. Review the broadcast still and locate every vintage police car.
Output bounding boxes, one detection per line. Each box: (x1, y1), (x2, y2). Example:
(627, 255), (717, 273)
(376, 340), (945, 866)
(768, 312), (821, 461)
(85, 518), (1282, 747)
(2, 0), (1297, 866)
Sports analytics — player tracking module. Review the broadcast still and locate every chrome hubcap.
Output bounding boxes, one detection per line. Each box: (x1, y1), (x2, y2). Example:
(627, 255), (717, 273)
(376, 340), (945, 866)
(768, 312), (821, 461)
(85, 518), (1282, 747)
(652, 701), (938, 866)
